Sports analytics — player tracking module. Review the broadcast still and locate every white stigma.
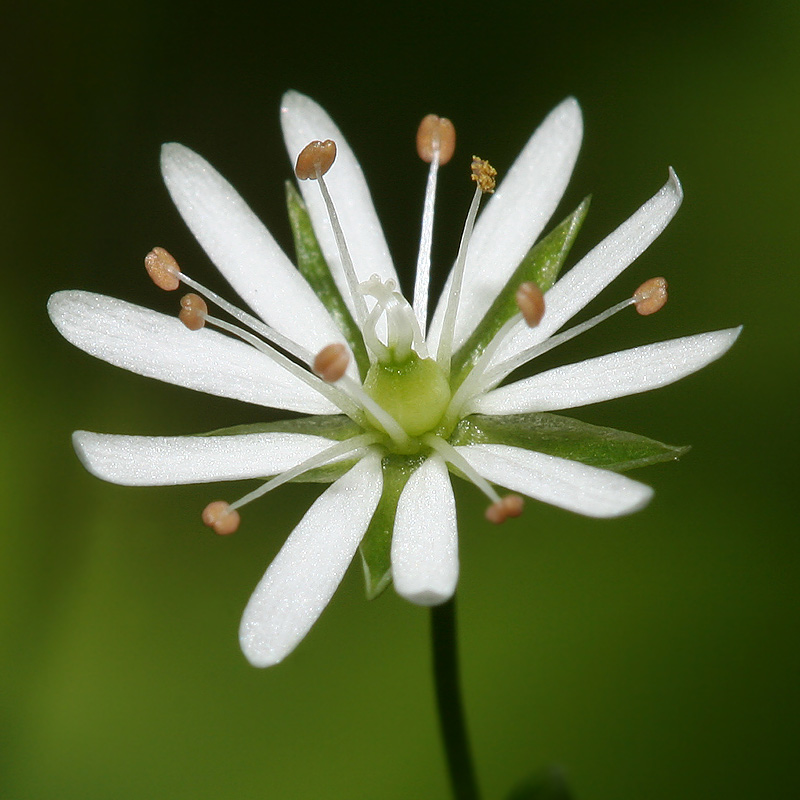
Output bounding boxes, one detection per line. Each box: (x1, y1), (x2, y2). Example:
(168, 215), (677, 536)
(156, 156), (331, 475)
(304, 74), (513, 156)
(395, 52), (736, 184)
(359, 275), (427, 363)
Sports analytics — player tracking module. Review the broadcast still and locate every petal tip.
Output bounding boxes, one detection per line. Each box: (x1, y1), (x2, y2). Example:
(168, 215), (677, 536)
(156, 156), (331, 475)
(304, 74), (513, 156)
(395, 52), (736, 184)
(160, 141), (197, 176)
(280, 88), (317, 119)
(46, 290), (66, 320)
(238, 622), (288, 669)
(396, 586), (454, 607)
(70, 430), (122, 484)
(667, 166), (684, 201)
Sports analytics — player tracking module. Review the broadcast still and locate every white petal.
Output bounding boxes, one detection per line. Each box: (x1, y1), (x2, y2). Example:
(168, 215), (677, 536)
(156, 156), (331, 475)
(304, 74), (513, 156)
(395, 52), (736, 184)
(490, 169), (684, 368)
(239, 452), (383, 667)
(427, 98), (583, 352)
(471, 327), (742, 415)
(73, 430), (338, 486)
(391, 454), (458, 606)
(456, 444), (653, 518)
(280, 90), (398, 314)
(48, 291), (338, 414)
(160, 143), (345, 354)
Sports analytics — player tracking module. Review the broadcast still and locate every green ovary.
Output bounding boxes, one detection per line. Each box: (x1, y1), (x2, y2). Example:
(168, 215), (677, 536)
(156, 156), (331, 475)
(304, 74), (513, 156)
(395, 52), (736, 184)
(363, 354), (451, 439)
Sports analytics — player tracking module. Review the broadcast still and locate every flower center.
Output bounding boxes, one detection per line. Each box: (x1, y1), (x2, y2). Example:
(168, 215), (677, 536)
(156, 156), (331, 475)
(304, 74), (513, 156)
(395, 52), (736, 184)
(363, 353), (451, 440)
(358, 275), (450, 446)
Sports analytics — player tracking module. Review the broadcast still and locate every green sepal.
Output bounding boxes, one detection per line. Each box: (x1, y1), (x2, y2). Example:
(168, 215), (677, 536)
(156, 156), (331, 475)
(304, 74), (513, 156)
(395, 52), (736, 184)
(449, 412), (689, 472)
(198, 415), (363, 484)
(506, 766), (575, 800)
(359, 453), (425, 600)
(285, 181), (370, 378)
(450, 197), (590, 389)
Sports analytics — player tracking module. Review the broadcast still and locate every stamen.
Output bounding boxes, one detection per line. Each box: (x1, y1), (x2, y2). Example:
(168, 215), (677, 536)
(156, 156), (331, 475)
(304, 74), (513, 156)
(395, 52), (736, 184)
(173, 271), (316, 367)
(423, 435), (502, 504)
(200, 311), (365, 422)
(436, 157), (497, 374)
(202, 501), (241, 535)
(634, 277), (668, 315)
(474, 297), (635, 394)
(471, 156), (497, 193)
(145, 246), (181, 291)
(297, 139), (368, 326)
(179, 293), (208, 330)
(228, 434), (378, 513)
(416, 114), (456, 165)
(447, 286), (647, 425)
(313, 343), (350, 383)
(414, 115), (455, 337)
(295, 139), (337, 180)
(515, 282), (546, 327)
(485, 494), (524, 524)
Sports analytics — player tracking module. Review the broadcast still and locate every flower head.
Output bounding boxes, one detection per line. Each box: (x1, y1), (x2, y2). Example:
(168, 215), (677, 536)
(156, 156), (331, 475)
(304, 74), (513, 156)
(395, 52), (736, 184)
(48, 91), (740, 667)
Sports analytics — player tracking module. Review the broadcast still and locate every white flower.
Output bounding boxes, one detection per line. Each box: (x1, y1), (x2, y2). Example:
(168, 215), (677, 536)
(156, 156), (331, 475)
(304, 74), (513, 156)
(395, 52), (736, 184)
(48, 91), (740, 667)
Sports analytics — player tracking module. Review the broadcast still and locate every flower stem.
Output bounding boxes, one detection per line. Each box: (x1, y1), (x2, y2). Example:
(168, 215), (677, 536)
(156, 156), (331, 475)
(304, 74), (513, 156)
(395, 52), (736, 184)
(430, 596), (481, 800)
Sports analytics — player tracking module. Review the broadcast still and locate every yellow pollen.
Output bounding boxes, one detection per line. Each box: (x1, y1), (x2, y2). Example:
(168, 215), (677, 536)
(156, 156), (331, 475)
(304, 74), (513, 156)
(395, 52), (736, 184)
(471, 156), (497, 193)
(485, 494), (524, 524)
(145, 246), (181, 291)
(633, 277), (668, 315)
(295, 139), (337, 180)
(178, 293), (208, 330)
(416, 114), (456, 165)
(202, 501), (240, 535)
(313, 342), (350, 383)
(515, 282), (546, 327)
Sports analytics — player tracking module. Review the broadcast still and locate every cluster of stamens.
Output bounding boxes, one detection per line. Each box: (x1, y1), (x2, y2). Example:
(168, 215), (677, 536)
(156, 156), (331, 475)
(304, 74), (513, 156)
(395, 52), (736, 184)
(145, 113), (669, 537)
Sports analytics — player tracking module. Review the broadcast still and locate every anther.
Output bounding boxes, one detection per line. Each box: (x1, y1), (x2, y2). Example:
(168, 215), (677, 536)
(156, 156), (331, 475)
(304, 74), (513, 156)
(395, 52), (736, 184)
(633, 277), (668, 316)
(295, 139), (337, 180)
(515, 282), (546, 327)
(471, 156), (497, 193)
(178, 293), (208, 330)
(485, 494), (524, 524)
(313, 342), (350, 382)
(145, 246), (181, 291)
(202, 501), (241, 535)
(416, 114), (456, 165)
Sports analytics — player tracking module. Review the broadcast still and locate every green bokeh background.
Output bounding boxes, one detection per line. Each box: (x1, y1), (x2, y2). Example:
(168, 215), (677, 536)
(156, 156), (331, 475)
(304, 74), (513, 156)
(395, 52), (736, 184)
(3, 1), (797, 797)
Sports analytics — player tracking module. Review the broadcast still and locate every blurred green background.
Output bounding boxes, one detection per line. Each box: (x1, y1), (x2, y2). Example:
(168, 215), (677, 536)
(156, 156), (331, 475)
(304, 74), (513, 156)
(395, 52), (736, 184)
(2, 0), (798, 797)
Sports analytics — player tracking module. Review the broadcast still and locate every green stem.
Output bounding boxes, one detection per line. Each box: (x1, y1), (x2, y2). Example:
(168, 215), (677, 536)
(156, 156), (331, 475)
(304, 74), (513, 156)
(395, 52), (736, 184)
(430, 596), (481, 800)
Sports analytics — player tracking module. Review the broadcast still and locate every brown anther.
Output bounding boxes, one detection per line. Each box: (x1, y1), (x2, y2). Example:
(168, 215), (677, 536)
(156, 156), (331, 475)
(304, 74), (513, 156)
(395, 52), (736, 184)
(178, 293), (208, 330)
(313, 342), (350, 383)
(471, 156), (497, 193)
(202, 501), (240, 536)
(295, 139), (337, 180)
(515, 282), (546, 327)
(633, 277), (668, 316)
(502, 494), (524, 518)
(416, 114), (456, 165)
(485, 494), (524, 524)
(145, 246), (181, 291)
